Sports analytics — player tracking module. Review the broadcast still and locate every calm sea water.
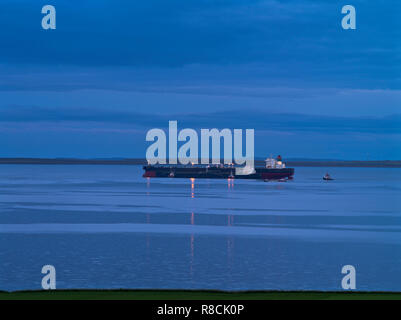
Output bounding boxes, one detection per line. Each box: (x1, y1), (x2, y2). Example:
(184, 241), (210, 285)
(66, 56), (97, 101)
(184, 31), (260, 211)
(0, 164), (400, 292)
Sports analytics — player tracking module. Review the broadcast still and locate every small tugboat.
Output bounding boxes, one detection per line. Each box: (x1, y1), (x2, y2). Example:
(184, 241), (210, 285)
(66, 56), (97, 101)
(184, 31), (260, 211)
(323, 172), (334, 181)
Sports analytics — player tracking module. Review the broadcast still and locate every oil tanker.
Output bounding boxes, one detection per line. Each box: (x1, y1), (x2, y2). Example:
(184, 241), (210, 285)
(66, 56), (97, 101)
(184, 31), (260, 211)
(143, 156), (294, 180)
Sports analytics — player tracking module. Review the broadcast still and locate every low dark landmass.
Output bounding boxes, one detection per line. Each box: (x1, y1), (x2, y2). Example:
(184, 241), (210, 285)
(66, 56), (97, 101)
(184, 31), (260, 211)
(0, 290), (401, 300)
(0, 158), (400, 167)
(0, 158), (145, 165)
(287, 160), (401, 168)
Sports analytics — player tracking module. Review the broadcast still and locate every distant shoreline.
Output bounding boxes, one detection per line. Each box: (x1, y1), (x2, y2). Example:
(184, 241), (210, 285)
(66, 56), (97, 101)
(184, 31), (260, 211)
(0, 158), (400, 167)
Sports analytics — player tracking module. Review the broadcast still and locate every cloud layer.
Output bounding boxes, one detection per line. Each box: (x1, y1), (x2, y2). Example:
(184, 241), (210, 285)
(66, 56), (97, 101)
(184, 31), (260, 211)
(0, 1), (400, 158)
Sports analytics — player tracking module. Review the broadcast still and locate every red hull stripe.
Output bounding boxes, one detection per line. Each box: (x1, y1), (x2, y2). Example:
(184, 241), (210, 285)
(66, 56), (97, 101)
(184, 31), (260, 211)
(143, 171), (156, 177)
(261, 172), (292, 179)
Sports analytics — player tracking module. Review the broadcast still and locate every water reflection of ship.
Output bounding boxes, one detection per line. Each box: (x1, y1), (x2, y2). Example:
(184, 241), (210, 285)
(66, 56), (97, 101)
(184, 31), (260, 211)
(190, 178), (195, 198)
(190, 212), (195, 278)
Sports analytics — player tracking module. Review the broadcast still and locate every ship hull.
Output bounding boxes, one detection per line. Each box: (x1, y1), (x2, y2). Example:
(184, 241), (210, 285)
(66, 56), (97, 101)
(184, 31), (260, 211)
(143, 165), (294, 180)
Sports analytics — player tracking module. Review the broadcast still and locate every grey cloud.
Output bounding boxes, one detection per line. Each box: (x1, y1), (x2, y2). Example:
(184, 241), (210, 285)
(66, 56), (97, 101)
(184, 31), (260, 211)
(1, 105), (400, 135)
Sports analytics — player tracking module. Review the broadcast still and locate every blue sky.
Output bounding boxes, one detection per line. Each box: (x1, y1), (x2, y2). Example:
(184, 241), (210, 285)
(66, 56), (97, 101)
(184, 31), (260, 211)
(0, 0), (400, 159)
